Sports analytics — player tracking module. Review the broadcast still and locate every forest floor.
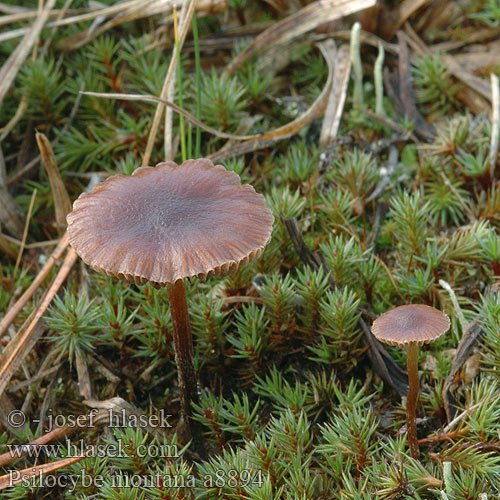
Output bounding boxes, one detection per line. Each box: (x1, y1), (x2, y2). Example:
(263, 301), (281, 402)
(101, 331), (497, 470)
(2, 0), (500, 498)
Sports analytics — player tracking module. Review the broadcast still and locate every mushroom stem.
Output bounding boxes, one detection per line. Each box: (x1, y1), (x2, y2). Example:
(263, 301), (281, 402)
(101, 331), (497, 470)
(167, 279), (207, 459)
(406, 341), (420, 459)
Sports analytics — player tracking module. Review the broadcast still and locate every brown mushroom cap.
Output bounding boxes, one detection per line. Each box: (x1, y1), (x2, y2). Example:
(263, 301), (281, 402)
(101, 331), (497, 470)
(371, 304), (450, 346)
(66, 158), (274, 287)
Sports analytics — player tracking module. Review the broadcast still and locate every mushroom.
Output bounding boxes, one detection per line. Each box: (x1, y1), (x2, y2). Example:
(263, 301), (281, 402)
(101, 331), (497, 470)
(371, 304), (450, 459)
(66, 158), (274, 458)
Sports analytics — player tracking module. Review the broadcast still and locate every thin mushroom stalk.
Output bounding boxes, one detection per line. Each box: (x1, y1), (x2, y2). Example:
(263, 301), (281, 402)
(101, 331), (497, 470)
(406, 342), (420, 459)
(167, 279), (206, 457)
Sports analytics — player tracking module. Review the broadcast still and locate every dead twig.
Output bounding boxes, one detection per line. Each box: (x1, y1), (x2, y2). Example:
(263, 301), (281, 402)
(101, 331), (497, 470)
(0, 245), (77, 398)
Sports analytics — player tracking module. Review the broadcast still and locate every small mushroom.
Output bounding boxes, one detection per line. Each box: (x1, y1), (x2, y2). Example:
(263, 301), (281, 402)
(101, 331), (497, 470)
(66, 158), (274, 458)
(371, 304), (450, 459)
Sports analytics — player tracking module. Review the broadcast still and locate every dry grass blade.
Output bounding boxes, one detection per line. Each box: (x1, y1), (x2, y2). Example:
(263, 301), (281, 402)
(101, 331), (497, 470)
(207, 38), (335, 161)
(83, 37), (334, 145)
(82, 37), (334, 157)
(0, 246), (77, 398)
(432, 27), (500, 52)
(212, 115), (264, 158)
(0, 316), (46, 400)
(242, 40), (334, 141)
(163, 4), (186, 162)
(0, 0), (56, 106)
(266, 38), (334, 138)
(225, 0), (376, 75)
(207, 138), (276, 163)
(0, 453), (89, 490)
(82, 91), (258, 140)
(0, 233), (69, 338)
(143, 0), (193, 166)
(319, 42), (351, 147)
(0, 7), (83, 27)
(53, 0), (226, 51)
(0, 3), (30, 14)
(0, 0), (219, 43)
(35, 132), (72, 232)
